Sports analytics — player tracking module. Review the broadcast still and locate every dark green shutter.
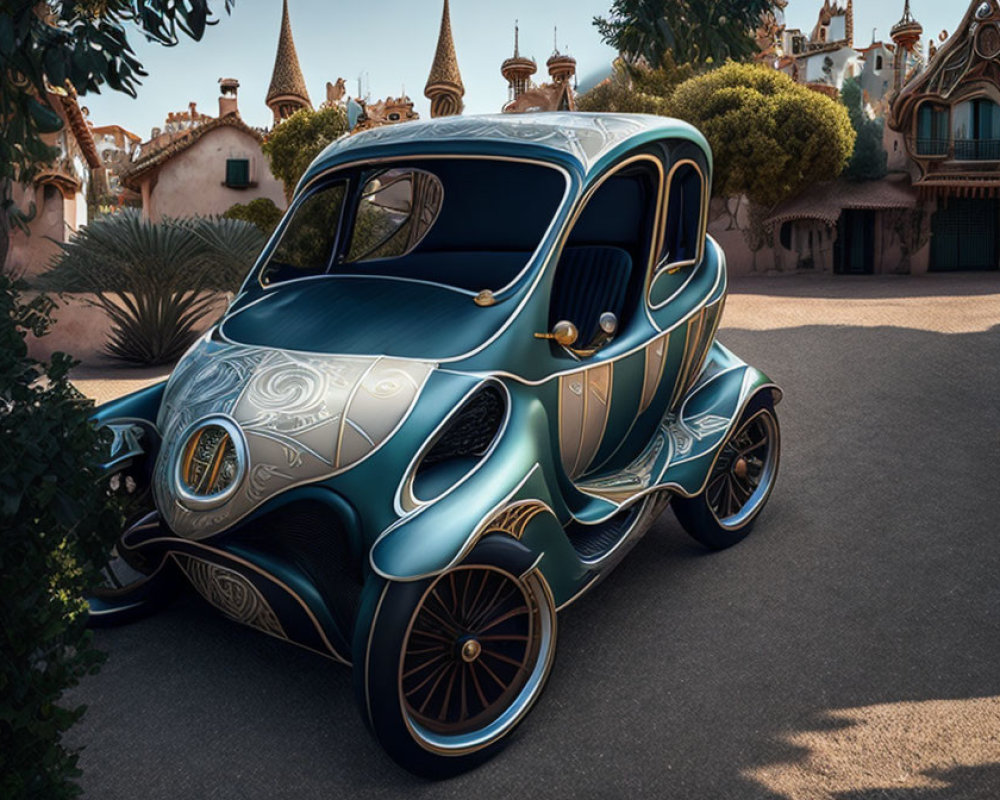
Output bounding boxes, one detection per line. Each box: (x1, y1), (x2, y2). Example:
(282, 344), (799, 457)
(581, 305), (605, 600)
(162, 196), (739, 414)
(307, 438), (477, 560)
(226, 158), (250, 188)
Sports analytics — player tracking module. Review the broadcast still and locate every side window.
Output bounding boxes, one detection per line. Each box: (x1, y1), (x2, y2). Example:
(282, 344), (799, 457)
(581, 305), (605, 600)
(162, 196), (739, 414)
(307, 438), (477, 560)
(659, 162), (705, 272)
(346, 168), (443, 263)
(261, 182), (347, 284)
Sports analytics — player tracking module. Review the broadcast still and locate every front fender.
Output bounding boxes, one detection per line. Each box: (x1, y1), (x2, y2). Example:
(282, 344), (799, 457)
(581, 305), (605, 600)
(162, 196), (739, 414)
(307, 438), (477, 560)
(370, 389), (559, 582)
(90, 382), (166, 475)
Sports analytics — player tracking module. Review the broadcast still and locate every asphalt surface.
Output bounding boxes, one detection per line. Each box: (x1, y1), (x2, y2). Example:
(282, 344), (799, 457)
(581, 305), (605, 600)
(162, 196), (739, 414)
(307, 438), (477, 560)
(66, 274), (1000, 799)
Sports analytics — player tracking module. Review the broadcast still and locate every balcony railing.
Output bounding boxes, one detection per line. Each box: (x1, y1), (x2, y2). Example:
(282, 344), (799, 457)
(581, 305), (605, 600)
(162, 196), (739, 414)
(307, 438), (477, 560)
(914, 137), (1000, 160)
(915, 138), (950, 157)
(954, 139), (1000, 161)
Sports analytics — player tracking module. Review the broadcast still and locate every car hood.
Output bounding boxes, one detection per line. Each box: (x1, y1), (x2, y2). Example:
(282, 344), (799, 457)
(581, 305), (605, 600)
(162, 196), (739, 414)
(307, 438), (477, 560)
(220, 276), (513, 361)
(153, 336), (434, 539)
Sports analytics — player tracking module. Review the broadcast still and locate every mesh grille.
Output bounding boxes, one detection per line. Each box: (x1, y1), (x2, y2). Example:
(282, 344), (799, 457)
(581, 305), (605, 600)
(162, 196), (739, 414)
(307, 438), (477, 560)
(228, 500), (362, 638)
(421, 385), (506, 467)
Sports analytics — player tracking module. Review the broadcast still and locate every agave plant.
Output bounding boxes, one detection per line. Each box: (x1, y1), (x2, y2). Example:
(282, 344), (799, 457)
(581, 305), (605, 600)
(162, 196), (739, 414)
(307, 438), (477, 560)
(42, 209), (265, 366)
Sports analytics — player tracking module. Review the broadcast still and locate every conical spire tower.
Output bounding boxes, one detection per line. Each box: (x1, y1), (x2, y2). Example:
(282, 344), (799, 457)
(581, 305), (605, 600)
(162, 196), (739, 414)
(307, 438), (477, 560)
(424, 0), (465, 118)
(266, 0), (312, 124)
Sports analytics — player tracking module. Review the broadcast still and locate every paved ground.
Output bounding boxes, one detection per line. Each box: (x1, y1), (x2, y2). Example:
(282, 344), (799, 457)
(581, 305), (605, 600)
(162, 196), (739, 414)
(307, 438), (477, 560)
(66, 273), (1000, 799)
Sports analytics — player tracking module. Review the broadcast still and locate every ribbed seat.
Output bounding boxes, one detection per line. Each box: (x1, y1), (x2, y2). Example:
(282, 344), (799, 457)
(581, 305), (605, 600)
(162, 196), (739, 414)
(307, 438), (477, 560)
(549, 246), (632, 345)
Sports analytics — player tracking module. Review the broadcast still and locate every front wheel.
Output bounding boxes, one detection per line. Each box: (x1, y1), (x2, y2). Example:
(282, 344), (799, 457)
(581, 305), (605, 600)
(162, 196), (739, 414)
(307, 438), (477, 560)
(673, 392), (781, 550)
(353, 535), (557, 778)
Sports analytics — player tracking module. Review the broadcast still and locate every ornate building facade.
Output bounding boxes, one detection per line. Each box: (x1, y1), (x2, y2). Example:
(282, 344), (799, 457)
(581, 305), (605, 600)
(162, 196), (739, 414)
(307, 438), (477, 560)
(501, 26), (577, 114)
(753, 0), (1000, 275)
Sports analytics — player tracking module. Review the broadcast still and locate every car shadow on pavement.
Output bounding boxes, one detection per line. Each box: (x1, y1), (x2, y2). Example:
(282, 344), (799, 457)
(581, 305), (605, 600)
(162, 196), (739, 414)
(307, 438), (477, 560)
(67, 323), (1000, 800)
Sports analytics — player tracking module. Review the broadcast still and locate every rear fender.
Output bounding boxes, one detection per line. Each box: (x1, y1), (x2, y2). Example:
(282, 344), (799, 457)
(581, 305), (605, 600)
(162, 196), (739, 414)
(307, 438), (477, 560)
(658, 341), (781, 497)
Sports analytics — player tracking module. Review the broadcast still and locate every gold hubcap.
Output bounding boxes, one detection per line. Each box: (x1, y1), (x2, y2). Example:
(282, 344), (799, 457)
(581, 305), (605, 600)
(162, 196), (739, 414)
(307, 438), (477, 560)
(733, 457), (749, 480)
(460, 639), (482, 663)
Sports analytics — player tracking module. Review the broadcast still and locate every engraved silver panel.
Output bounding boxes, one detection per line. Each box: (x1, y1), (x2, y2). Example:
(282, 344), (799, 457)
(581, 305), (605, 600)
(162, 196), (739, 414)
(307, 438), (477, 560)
(154, 339), (434, 539)
(329, 113), (650, 170)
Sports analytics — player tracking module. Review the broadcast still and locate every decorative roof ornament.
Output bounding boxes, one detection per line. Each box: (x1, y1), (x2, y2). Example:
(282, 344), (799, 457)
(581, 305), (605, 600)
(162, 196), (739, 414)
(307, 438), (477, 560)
(891, 0), (923, 46)
(502, 21), (538, 103)
(424, 0), (465, 118)
(266, 0), (312, 123)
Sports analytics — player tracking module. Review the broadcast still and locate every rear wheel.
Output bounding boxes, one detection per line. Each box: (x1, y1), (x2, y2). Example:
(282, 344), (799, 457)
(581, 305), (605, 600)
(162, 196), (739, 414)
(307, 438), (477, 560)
(354, 536), (556, 777)
(673, 393), (780, 550)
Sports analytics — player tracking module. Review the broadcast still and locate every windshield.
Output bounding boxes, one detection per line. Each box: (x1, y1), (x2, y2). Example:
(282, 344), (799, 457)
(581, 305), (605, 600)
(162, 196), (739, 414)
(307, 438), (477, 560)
(258, 158), (567, 292)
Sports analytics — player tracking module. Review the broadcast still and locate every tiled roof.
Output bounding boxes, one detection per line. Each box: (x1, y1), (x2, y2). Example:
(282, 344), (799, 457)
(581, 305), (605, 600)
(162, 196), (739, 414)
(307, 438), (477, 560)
(767, 177), (919, 226)
(266, 0), (311, 106)
(121, 114), (263, 189)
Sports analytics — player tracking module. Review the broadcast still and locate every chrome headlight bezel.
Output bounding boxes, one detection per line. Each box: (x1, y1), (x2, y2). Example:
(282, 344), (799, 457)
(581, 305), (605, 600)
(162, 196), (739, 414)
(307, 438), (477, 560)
(172, 415), (248, 511)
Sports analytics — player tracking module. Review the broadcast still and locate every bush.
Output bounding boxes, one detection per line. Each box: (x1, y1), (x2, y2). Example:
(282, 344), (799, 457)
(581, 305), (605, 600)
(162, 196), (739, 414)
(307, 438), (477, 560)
(223, 197), (283, 236)
(841, 78), (888, 182)
(0, 275), (123, 799)
(671, 63), (856, 208)
(576, 53), (694, 115)
(42, 210), (265, 366)
(262, 105), (350, 198)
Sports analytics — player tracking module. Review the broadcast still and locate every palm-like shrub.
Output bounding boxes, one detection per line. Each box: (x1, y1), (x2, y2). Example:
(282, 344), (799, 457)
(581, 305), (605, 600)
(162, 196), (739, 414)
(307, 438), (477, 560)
(43, 210), (264, 366)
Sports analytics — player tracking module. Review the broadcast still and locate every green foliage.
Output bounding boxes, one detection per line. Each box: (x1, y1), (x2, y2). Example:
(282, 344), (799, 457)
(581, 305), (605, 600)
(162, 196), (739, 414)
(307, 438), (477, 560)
(223, 198), (284, 236)
(594, 0), (779, 69)
(577, 54), (694, 115)
(671, 63), (856, 208)
(42, 210), (264, 365)
(1, 1), (234, 188)
(262, 106), (351, 198)
(0, 275), (123, 800)
(840, 78), (888, 182)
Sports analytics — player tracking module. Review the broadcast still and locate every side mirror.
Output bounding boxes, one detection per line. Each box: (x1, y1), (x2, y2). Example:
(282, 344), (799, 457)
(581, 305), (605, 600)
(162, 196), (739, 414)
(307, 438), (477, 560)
(535, 320), (579, 347)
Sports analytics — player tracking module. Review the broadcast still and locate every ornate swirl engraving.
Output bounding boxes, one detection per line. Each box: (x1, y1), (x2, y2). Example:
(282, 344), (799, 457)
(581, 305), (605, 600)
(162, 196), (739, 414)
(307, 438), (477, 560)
(153, 339), (435, 539)
(174, 554), (285, 638)
(328, 113), (650, 170)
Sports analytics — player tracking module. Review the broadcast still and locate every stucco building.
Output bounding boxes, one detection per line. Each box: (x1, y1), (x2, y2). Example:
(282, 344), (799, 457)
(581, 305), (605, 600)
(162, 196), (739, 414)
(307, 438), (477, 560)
(6, 84), (101, 279)
(754, 0), (1000, 276)
(122, 82), (285, 221)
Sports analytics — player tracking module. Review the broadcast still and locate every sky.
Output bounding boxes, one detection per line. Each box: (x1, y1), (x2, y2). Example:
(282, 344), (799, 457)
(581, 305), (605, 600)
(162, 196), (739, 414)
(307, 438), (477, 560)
(81, 0), (962, 140)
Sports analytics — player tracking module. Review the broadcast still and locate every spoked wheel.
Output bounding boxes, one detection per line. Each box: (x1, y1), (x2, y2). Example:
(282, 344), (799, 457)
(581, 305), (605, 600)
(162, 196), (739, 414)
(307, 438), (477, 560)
(673, 392), (780, 550)
(354, 536), (556, 777)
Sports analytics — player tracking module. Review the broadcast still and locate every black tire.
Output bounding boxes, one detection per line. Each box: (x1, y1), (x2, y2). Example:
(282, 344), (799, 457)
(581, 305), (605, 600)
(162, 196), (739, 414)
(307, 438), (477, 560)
(352, 535), (557, 778)
(673, 392), (780, 550)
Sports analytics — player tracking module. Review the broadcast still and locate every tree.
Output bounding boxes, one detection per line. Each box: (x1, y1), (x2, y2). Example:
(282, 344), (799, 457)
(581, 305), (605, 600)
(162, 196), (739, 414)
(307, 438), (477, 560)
(671, 64), (855, 267)
(0, 0), (235, 271)
(594, 0), (780, 69)
(0, 275), (124, 799)
(577, 53), (694, 115)
(840, 78), (888, 181)
(224, 198), (284, 236)
(262, 106), (351, 199)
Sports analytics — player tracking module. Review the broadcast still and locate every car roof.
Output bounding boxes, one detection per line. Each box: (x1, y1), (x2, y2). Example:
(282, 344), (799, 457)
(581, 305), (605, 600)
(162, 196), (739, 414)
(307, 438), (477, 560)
(300, 112), (712, 191)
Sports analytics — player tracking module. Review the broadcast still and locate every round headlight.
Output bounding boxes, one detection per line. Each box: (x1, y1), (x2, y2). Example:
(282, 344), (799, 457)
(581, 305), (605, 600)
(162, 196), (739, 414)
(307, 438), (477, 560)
(174, 417), (247, 509)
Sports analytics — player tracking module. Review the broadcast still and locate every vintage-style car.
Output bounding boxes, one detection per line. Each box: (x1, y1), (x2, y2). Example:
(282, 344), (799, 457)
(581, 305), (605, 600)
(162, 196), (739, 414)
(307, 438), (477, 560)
(89, 113), (782, 777)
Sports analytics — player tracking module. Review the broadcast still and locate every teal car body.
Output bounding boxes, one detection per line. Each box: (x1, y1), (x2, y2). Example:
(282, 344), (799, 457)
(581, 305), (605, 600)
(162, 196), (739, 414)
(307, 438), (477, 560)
(90, 113), (782, 773)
